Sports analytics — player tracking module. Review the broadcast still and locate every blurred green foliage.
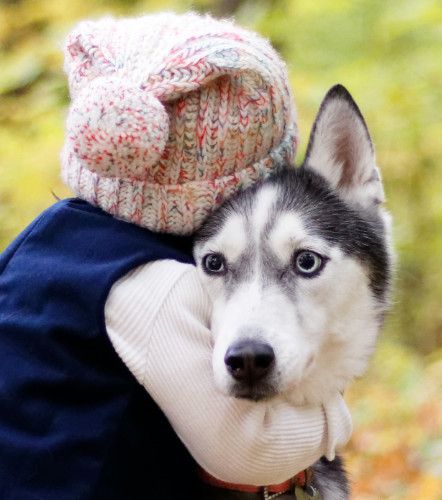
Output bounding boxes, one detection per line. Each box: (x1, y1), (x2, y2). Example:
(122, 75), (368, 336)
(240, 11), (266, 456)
(3, 0), (440, 354)
(1, 1), (441, 497)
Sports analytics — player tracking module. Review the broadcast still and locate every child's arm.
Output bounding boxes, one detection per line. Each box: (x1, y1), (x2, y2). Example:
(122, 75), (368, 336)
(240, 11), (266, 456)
(105, 259), (352, 486)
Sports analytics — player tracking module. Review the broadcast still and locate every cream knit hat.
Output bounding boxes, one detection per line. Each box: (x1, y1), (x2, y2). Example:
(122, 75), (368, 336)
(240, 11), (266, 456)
(61, 12), (298, 234)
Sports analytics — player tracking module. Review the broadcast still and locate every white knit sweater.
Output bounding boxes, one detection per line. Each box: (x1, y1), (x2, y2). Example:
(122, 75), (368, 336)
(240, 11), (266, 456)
(105, 259), (352, 486)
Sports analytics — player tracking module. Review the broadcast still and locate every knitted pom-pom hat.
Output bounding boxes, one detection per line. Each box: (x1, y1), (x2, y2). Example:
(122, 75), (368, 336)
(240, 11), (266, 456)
(61, 12), (299, 234)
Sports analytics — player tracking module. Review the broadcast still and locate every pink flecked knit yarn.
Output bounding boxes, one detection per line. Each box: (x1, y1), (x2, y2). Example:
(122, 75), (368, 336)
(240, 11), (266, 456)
(67, 77), (169, 179)
(61, 12), (299, 234)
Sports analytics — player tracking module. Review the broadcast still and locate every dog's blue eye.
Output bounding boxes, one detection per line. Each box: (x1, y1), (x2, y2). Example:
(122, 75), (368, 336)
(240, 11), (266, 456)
(203, 253), (226, 275)
(295, 251), (323, 276)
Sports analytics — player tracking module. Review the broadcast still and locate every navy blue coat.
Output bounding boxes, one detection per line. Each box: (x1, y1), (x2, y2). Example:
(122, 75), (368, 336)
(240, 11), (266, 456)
(0, 198), (196, 499)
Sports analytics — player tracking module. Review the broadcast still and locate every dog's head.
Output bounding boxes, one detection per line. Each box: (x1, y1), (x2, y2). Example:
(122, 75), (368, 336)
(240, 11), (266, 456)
(194, 85), (393, 405)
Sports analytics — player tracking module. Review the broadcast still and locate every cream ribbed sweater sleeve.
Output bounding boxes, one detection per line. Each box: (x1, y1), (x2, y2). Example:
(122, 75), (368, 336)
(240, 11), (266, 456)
(105, 260), (352, 486)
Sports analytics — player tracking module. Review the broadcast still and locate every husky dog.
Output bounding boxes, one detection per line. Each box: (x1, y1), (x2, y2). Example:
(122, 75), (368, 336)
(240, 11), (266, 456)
(193, 85), (393, 499)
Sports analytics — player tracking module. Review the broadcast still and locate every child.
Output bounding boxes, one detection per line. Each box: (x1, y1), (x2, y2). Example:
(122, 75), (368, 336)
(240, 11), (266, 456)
(0, 12), (352, 499)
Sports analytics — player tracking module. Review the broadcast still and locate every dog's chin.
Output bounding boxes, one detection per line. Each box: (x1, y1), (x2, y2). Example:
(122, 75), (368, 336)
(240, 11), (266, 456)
(229, 382), (278, 402)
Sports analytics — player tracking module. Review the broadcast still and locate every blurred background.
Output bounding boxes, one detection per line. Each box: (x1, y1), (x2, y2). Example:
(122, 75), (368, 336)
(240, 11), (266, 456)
(0, 0), (440, 497)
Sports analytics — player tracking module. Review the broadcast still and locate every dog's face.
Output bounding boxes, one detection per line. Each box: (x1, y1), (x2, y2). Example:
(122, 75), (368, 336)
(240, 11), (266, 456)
(194, 85), (393, 405)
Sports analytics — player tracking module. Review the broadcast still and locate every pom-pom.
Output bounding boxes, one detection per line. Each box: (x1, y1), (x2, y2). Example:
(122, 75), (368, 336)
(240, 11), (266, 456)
(67, 77), (169, 180)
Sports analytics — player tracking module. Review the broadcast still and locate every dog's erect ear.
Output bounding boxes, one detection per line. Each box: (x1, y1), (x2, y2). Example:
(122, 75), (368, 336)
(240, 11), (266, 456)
(303, 84), (384, 209)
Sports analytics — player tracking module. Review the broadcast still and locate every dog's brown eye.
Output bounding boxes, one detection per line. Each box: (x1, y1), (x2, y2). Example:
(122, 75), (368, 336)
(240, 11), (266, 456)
(203, 253), (227, 275)
(294, 250), (324, 276)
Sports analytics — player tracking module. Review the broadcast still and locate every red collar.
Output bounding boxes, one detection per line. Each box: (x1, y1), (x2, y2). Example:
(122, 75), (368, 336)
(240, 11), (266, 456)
(197, 467), (313, 494)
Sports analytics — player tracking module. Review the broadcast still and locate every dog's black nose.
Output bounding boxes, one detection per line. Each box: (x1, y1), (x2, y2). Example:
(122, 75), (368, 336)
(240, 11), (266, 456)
(224, 340), (275, 383)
